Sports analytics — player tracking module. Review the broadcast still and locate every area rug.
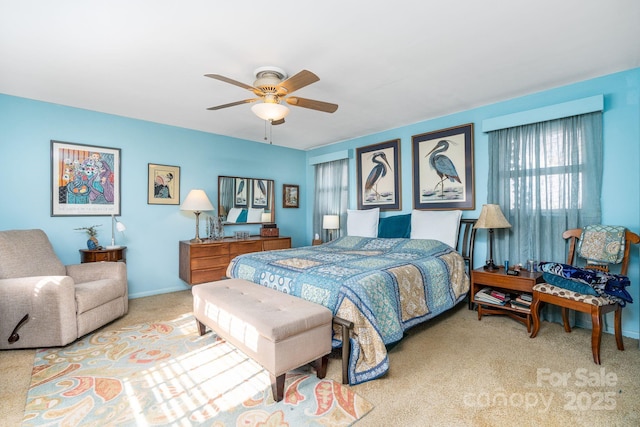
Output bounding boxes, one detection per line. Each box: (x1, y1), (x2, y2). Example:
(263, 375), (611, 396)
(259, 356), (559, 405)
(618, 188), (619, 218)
(22, 314), (373, 426)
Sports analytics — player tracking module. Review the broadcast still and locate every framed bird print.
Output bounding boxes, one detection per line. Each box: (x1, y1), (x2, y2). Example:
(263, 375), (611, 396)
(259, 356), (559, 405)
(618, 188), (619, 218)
(356, 139), (401, 210)
(412, 123), (475, 210)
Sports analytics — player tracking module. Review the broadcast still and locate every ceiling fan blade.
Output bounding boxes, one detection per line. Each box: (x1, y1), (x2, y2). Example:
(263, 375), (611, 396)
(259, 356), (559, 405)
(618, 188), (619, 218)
(206, 98), (259, 110)
(276, 70), (319, 95)
(271, 118), (285, 125)
(286, 97), (338, 113)
(205, 74), (262, 93)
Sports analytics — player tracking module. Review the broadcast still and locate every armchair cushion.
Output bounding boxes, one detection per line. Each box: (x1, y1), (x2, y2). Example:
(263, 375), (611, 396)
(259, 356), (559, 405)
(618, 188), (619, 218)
(0, 229), (65, 278)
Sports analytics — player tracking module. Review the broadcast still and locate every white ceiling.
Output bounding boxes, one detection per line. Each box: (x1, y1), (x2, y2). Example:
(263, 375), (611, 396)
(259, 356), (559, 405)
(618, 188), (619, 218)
(1, 1), (639, 150)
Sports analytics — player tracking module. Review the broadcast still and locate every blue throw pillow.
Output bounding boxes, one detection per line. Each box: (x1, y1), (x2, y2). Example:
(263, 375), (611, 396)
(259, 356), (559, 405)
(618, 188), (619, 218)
(236, 208), (248, 223)
(542, 272), (599, 296)
(377, 214), (411, 238)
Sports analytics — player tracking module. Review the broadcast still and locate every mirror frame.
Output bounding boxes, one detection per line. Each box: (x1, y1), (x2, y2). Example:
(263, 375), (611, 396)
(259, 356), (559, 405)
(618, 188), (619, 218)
(218, 175), (275, 225)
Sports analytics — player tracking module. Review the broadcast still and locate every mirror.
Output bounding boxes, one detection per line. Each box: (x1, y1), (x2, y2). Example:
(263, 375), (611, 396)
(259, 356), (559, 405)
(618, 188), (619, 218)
(218, 176), (275, 225)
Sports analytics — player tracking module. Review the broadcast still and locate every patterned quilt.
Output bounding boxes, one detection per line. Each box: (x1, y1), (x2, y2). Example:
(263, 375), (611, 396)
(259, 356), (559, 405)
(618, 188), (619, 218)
(226, 236), (469, 384)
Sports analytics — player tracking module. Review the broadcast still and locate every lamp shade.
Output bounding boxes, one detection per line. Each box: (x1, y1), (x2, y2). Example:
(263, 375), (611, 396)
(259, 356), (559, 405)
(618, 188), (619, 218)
(251, 102), (290, 121)
(474, 204), (511, 229)
(181, 189), (214, 212)
(322, 215), (340, 230)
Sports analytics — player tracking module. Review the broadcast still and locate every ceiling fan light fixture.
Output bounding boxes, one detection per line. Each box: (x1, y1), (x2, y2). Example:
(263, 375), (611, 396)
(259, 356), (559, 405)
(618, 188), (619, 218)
(251, 102), (290, 121)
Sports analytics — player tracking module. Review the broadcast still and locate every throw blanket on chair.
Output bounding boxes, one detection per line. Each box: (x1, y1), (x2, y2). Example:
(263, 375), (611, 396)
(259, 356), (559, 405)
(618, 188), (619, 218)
(577, 225), (626, 265)
(538, 262), (633, 306)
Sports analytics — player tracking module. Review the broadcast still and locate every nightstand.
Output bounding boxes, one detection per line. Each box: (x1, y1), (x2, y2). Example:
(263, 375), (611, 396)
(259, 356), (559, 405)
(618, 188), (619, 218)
(79, 246), (127, 263)
(471, 267), (543, 332)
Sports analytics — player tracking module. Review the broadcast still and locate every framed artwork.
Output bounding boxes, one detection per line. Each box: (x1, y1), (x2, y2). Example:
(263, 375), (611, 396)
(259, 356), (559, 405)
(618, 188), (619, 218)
(356, 139), (401, 210)
(412, 123), (475, 210)
(234, 178), (248, 206)
(147, 163), (180, 205)
(252, 179), (269, 208)
(283, 184), (299, 208)
(51, 140), (121, 216)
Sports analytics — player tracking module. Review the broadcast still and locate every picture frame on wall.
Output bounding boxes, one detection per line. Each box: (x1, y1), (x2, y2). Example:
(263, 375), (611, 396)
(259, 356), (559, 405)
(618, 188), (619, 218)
(51, 140), (121, 216)
(283, 184), (299, 208)
(147, 163), (180, 205)
(234, 178), (248, 207)
(411, 123), (475, 210)
(356, 139), (401, 210)
(252, 179), (269, 208)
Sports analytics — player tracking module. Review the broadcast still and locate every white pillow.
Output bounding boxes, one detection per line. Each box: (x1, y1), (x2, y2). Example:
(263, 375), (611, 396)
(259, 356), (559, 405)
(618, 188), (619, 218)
(410, 209), (462, 248)
(347, 208), (380, 237)
(226, 207), (242, 223)
(247, 207), (264, 223)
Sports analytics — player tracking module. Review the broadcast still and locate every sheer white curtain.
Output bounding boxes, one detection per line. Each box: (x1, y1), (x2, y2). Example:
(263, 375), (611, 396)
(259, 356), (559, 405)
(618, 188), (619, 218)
(487, 111), (603, 265)
(313, 159), (348, 241)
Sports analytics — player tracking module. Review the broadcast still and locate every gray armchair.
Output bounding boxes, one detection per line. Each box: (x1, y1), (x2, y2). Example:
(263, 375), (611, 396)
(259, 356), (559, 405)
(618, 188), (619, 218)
(0, 229), (128, 349)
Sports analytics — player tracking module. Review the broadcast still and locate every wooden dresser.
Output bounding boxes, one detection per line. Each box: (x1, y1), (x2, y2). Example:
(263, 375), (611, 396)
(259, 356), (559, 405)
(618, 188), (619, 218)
(179, 236), (291, 285)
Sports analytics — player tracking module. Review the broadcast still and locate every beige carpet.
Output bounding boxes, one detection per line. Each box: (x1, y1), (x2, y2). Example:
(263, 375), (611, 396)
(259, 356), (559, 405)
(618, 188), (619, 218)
(2, 290), (639, 426)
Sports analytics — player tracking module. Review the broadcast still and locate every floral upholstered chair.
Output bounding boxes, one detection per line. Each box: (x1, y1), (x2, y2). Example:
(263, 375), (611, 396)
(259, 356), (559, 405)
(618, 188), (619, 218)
(530, 225), (639, 364)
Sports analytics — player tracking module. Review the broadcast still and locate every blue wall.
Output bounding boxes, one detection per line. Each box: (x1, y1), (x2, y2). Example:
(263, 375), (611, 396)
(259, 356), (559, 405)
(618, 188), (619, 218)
(0, 95), (308, 298)
(305, 67), (640, 338)
(2, 67), (638, 337)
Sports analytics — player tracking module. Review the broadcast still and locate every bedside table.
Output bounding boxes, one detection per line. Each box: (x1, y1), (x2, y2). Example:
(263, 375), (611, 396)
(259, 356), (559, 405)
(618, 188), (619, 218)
(471, 267), (543, 332)
(79, 246), (127, 263)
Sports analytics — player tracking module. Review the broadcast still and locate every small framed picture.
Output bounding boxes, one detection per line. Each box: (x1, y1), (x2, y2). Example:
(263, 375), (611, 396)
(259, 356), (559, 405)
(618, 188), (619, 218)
(283, 184), (299, 208)
(148, 164), (180, 205)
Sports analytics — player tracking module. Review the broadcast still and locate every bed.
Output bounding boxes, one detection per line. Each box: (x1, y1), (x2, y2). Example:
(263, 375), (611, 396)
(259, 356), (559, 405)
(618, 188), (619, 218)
(226, 210), (474, 384)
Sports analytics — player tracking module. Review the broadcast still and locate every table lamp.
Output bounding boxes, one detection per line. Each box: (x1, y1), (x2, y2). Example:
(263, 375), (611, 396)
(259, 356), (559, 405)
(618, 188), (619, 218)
(474, 204), (511, 271)
(106, 214), (126, 249)
(181, 189), (214, 243)
(323, 215), (340, 241)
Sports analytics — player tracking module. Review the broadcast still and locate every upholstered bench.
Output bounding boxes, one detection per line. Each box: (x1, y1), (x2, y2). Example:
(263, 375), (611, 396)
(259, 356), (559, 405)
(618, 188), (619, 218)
(192, 278), (333, 401)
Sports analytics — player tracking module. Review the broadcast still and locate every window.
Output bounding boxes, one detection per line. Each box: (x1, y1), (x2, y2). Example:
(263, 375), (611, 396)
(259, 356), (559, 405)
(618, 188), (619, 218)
(313, 159), (348, 240)
(488, 112), (602, 264)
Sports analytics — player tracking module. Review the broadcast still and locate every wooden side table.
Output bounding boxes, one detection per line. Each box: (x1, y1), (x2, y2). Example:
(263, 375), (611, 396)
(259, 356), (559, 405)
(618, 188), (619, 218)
(79, 246), (127, 263)
(471, 267), (543, 332)
(312, 239), (323, 246)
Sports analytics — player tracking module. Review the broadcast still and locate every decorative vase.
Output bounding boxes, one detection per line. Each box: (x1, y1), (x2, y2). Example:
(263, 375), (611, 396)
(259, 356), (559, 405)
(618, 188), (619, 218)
(209, 216), (225, 240)
(87, 237), (99, 249)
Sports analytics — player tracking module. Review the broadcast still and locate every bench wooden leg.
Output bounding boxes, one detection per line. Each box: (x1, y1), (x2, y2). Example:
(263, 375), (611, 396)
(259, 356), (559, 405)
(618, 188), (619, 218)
(270, 373), (286, 402)
(196, 320), (206, 336)
(311, 355), (328, 379)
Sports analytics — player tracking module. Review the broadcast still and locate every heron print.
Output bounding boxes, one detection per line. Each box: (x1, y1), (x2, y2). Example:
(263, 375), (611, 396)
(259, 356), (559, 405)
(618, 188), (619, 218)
(357, 139), (400, 210)
(421, 136), (465, 201)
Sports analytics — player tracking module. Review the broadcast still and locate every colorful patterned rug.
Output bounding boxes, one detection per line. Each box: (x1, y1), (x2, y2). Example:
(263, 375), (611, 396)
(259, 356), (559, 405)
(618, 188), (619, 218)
(23, 314), (373, 426)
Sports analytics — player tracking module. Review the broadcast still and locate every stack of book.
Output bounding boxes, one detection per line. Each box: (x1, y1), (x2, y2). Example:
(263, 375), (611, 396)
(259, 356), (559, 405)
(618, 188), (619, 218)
(509, 293), (532, 313)
(475, 288), (509, 305)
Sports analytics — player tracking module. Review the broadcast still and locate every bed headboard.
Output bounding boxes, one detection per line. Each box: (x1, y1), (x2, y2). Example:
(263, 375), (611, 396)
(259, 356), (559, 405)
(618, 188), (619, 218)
(458, 218), (477, 275)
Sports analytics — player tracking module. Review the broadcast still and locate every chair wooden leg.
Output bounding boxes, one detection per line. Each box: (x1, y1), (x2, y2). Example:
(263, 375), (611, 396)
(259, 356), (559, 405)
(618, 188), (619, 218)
(561, 307), (572, 333)
(614, 307), (624, 351)
(530, 295), (541, 338)
(590, 307), (602, 365)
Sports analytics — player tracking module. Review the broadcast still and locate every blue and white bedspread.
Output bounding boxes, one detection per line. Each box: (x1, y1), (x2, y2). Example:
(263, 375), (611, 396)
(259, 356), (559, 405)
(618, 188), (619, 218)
(226, 236), (469, 384)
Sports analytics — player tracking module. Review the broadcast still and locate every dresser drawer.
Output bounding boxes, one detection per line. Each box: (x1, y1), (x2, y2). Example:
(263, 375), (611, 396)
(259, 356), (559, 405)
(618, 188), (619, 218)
(229, 240), (263, 256)
(191, 267), (228, 284)
(191, 255), (229, 270)
(190, 244), (229, 258)
(262, 238), (291, 251)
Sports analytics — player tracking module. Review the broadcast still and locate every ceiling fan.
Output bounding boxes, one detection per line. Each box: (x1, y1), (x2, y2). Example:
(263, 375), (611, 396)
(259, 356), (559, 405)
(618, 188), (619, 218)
(205, 66), (338, 125)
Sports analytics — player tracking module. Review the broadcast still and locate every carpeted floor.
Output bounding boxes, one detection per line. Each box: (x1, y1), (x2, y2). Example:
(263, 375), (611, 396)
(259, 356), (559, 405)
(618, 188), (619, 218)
(2, 290), (640, 426)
